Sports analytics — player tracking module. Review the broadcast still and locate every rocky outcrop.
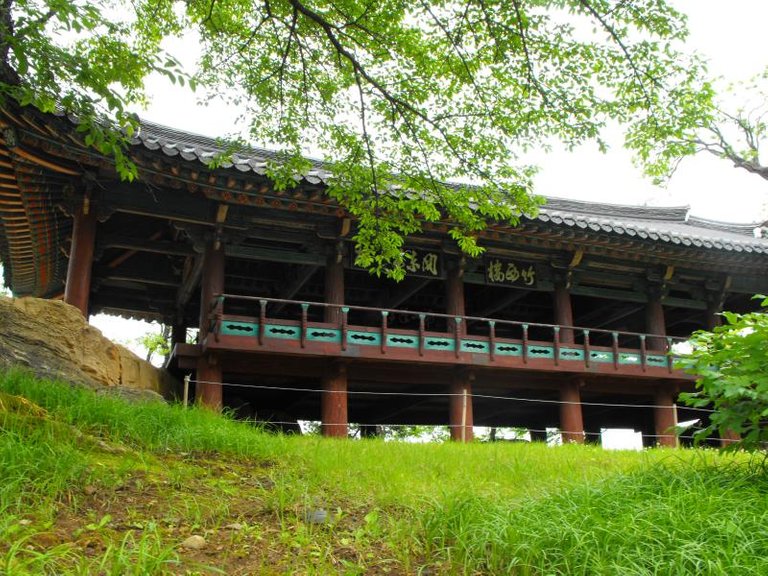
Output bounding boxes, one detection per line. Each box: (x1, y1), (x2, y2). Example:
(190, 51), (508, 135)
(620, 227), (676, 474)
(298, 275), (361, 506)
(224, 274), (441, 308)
(0, 296), (175, 398)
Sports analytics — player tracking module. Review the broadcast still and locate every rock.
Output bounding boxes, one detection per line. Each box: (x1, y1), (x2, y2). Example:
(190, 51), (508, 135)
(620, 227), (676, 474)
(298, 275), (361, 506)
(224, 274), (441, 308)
(180, 535), (206, 550)
(303, 508), (336, 525)
(0, 296), (176, 398)
(224, 523), (245, 531)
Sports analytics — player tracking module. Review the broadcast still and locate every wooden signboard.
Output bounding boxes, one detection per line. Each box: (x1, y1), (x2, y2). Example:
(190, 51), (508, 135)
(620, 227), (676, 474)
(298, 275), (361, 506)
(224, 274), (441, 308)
(484, 256), (537, 287)
(351, 247), (444, 279)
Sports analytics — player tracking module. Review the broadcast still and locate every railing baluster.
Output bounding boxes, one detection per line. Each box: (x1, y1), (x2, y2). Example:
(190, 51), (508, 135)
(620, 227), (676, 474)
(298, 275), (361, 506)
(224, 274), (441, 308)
(213, 295), (224, 342)
(489, 320), (496, 361)
(583, 329), (590, 368)
(341, 307), (349, 351)
(640, 334), (647, 372)
(522, 324), (529, 364)
(258, 299), (266, 346)
(418, 314), (425, 357)
(454, 317), (462, 358)
(666, 337), (674, 373)
(381, 311), (388, 354)
(612, 332), (619, 370)
(300, 303), (309, 348)
(553, 326), (560, 366)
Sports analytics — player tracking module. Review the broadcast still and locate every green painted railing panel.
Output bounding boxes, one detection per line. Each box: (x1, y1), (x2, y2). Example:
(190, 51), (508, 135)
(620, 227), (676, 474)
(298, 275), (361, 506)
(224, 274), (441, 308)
(559, 348), (585, 361)
(460, 339), (490, 353)
(495, 342), (523, 356)
(647, 355), (669, 367)
(589, 351), (614, 363)
(527, 345), (554, 359)
(424, 337), (455, 352)
(306, 328), (342, 343)
(221, 321), (258, 336)
(619, 353), (641, 365)
(386, 334), (419, 348)
(264, 324), (301, 340)
(346, 331), (381, 346)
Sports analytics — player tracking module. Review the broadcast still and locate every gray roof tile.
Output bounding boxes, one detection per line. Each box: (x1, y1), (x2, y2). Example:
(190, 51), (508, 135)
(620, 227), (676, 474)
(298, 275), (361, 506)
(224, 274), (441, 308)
(133, 118), (768, 256)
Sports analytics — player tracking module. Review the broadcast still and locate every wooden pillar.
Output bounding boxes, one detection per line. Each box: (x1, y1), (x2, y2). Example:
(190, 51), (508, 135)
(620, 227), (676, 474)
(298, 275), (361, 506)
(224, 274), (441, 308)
(559, 378), (585, 443)
(446, 261), (465, 335)
(720, 429), (740, 448)
(324, 252), (344, 324)
(196, 355), (222, 410)
(449, 369), (474, 442)
(64, 201), (97, 316)
(196, 243), (225, 409)
(705, 302), (722, 331)
(645, 291), (667, 351)
(653, 384), (678, 447)
(198, 245), (225, 339)
(171, 323), (187, 345)
(553, 281), (575, 344)
(321, 362), (348, 437)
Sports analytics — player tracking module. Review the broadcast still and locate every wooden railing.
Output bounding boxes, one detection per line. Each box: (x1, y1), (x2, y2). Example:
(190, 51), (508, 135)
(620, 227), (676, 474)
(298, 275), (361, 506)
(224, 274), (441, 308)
(203, 294), (687, 376)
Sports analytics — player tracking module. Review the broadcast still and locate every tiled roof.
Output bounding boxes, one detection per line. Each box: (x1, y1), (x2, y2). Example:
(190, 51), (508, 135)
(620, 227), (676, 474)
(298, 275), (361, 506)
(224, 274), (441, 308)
(135, 119), (768, 254)
(535, 197), (768, 254)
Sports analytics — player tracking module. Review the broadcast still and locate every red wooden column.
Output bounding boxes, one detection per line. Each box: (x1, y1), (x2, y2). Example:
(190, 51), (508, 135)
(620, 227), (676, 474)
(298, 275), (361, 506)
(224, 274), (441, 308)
(645, 290), (667, 351)
(553, 280), (584, 442)
(446, 261), (465, 335)
(64, 199), (97, 316)
(553, 280), (575, 344)
(705, 300), (722, 331)
(324, 252), (344, 323)
(646, 291), (677, 446)
(560, 378), (585, 443)
(449, 369), (474, 442)
(196, 244), (225, 410)
(321, 361), (348, 437)
(654, 384), (678, 448)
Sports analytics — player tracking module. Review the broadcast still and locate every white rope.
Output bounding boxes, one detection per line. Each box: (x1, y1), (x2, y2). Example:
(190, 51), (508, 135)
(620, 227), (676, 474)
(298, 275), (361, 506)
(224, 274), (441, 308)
(192, 378), (715, 413)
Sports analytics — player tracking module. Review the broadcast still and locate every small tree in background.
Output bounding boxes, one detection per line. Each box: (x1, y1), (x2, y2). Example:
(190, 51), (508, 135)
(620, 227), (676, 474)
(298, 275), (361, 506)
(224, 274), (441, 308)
(137, 324), (171, 364)
(677, 295), (768, 450)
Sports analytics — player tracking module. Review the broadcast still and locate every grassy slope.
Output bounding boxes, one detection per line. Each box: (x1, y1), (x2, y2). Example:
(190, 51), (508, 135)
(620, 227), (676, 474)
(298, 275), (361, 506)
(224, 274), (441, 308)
(1, 367), (766, 575)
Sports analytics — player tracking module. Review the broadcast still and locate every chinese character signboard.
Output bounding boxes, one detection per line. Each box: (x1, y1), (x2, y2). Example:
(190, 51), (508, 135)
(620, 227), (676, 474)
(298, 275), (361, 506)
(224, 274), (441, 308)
(484, 257), (537, 287)
(351, 247), (443, 279)
(403, 248), (442, 278)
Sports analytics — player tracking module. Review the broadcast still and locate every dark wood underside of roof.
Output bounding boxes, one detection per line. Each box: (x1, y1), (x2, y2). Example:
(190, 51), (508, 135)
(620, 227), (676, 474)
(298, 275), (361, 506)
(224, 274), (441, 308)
(1, 106), (767, 324)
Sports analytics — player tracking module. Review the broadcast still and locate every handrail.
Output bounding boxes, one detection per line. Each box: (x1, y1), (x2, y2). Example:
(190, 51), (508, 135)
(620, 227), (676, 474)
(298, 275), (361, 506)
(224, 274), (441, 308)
(212, 293), (684, 346)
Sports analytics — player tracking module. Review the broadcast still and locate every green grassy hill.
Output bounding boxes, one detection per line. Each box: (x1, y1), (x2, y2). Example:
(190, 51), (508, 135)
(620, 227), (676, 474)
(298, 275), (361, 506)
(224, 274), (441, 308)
(1, 367), (766, 575)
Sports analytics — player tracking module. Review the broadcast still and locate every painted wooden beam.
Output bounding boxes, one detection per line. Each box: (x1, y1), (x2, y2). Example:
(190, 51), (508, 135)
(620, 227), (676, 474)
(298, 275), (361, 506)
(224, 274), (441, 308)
(64, 201), (97, 316)
(384, 277), (432, 309)
(475, 288), (527, 318)
(226, 244), (325, 266)
(271, 265), (320, 314)
(100, 235), (196, 258)
(176, 254), (204, 312)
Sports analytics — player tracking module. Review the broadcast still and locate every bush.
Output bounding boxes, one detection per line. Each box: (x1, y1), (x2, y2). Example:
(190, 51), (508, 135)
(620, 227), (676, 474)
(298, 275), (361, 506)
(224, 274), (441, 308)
(678, 295), (768, 450)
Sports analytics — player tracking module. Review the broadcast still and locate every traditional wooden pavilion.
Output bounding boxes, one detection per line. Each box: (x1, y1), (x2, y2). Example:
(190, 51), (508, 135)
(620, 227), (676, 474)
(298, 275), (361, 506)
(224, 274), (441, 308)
(2, 105), (767, 445)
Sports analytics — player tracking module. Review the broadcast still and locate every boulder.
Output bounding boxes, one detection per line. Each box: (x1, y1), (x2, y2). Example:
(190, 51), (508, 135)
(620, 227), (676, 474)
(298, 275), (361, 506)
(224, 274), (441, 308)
(0, 296), (175, 397)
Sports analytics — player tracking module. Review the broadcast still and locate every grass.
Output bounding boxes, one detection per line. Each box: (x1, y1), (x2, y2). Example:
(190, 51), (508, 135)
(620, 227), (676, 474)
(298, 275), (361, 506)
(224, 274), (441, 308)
(1, 366), (766, 574)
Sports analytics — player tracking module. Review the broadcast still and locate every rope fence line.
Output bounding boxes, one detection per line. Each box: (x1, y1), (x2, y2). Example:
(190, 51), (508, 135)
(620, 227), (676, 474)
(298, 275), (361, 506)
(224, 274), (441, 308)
(221, 420), (734, 445)
(190, 377), (715, 413)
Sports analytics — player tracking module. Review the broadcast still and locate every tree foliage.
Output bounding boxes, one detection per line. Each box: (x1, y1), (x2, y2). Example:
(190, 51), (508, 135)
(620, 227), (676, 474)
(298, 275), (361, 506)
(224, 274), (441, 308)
(0, 0), (712, 275)
(691, 70), (768, 184)
(677, 296), (768, 451)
